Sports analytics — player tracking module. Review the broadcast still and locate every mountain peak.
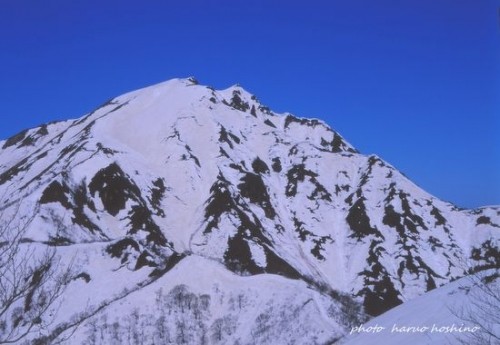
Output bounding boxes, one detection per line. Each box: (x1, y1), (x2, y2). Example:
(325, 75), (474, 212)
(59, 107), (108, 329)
(114, 77), (205, 102)
(0, 78), (497, 344)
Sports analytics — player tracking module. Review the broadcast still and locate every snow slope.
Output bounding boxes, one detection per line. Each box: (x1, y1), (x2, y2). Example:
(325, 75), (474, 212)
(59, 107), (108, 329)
(0, 78), (498, 344)
(340, 271), (499, 345)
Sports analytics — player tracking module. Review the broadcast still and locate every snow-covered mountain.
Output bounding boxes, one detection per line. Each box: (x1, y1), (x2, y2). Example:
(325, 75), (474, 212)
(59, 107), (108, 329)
(0, 78), (498, 344)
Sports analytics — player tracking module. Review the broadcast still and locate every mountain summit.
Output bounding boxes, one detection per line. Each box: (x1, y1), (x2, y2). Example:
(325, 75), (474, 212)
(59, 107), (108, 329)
(0, 78), (498, 344)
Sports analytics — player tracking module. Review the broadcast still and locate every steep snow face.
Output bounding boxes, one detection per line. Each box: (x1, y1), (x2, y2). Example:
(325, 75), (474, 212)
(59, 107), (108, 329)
(0, 78), (498, 343)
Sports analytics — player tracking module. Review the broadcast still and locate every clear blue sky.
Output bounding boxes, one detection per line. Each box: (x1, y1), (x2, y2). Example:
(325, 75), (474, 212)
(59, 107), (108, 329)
(0, 0), (499, 208)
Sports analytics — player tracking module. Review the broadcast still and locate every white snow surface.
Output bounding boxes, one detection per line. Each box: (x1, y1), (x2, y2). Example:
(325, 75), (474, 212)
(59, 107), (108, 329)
(0, 78), (498, 344)
(340, 272), (499, 345)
